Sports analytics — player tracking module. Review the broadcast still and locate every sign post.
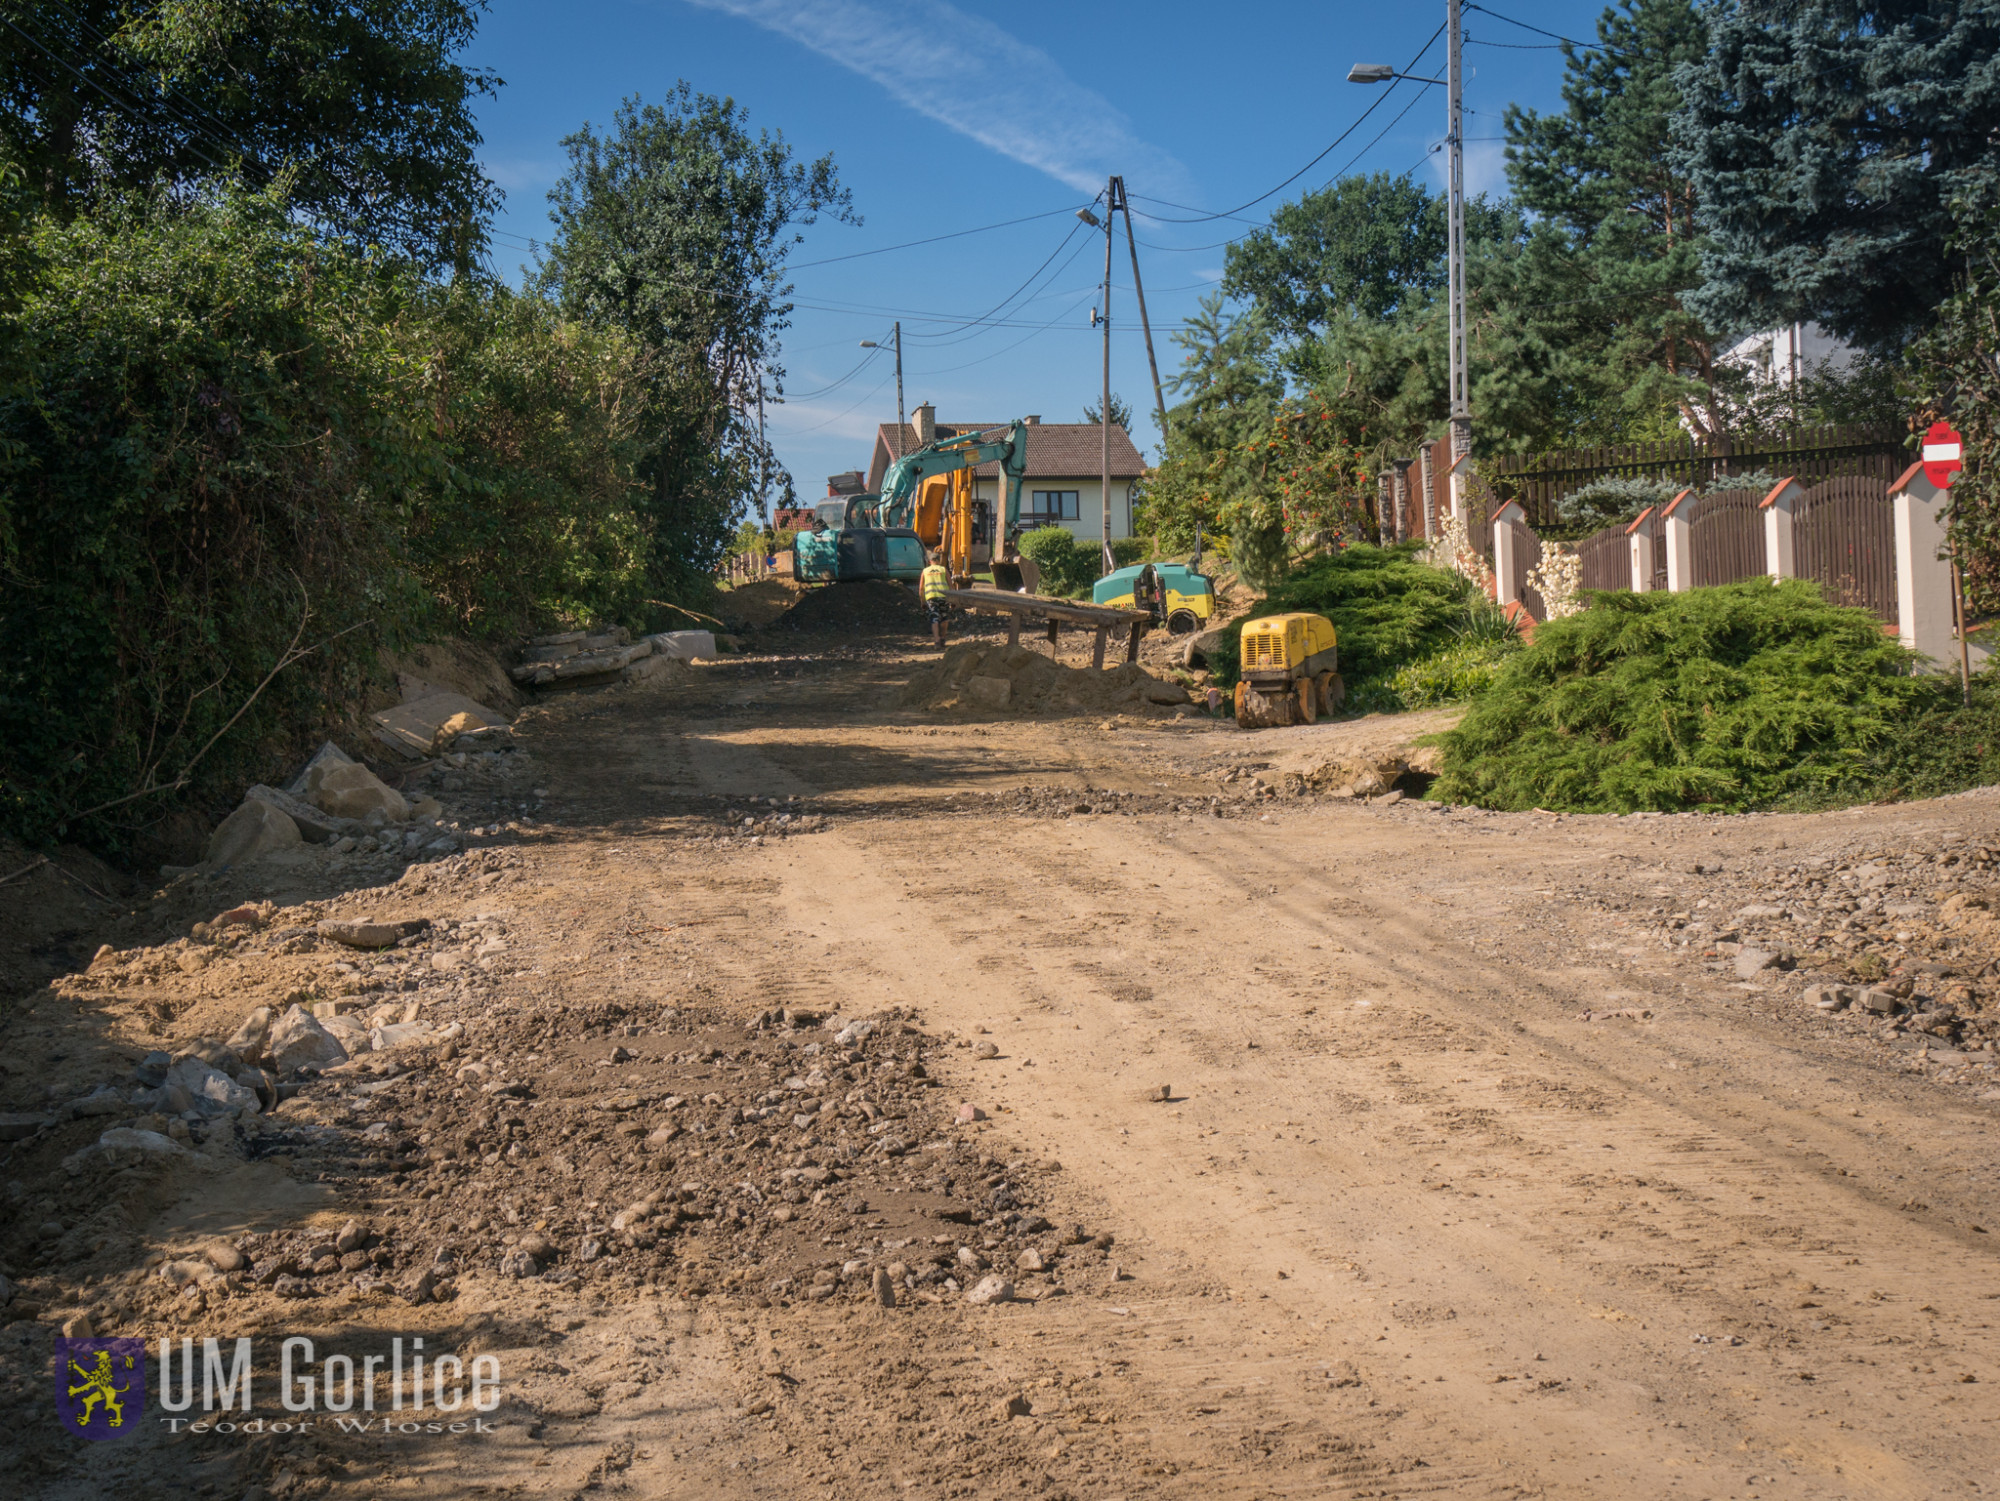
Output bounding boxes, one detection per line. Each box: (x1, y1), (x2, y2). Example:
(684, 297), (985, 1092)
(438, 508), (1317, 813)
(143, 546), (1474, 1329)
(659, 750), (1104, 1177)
(1924, 421), (1964, 489)
(1924, 420), (1970, 700)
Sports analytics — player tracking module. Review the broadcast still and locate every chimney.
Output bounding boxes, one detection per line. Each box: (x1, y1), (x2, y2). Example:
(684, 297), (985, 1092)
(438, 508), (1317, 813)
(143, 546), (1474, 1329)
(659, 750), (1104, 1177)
(1024, 414), (1041, 425)
(912, 402), (936, 444)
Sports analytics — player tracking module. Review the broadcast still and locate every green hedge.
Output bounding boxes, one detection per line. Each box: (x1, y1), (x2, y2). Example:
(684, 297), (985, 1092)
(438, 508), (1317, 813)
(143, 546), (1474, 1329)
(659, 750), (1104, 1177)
(0, 189), (648, 851)
(1431, 581), (1937, 812)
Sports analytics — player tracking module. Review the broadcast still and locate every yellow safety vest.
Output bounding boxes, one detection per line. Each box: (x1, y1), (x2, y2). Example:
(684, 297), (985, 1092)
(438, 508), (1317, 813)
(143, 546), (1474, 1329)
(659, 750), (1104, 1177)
(920, 564), (949, 602)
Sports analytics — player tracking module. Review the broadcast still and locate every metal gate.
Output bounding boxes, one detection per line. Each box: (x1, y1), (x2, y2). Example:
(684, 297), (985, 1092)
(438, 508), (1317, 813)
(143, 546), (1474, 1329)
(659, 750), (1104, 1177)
(1689, 489), (1766, 587)
(1795, 476), (1897, 624)
(1577, 523), (1627, 593)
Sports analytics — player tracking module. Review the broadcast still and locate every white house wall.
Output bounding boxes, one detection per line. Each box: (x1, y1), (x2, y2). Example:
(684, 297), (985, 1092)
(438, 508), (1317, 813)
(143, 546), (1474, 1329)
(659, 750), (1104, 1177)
(974, 478), (1136, 541)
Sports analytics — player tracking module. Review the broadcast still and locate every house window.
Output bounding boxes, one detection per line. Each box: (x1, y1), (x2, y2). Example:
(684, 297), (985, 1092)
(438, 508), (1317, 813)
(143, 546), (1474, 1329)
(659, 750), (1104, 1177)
(1028, 490), (1080, 523)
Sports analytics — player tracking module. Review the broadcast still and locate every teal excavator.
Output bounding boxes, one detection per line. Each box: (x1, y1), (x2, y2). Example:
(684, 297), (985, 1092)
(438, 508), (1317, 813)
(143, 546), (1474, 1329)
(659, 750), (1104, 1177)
(794, 419), (1036, 590)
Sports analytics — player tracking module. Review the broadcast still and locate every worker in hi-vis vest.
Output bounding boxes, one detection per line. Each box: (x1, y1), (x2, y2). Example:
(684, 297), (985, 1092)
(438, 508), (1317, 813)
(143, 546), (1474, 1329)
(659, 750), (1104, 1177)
(919, 552), (950, 649)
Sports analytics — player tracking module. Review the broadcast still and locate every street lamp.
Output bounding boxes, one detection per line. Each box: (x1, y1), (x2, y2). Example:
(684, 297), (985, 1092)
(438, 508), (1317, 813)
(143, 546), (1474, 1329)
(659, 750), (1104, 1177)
(1350, 0), (1469, 517)
(859, 322), (905, 457)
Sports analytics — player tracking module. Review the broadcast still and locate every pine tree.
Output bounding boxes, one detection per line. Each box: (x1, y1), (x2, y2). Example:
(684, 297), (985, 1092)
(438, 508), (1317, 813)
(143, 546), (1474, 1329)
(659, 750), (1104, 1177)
(1674, 1), (2000, 353)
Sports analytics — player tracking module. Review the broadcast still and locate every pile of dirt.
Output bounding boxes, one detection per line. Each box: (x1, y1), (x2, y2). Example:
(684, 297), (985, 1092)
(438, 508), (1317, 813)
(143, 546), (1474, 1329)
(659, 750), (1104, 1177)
(898, 641), (1191, 716)
(767, 580), (928, 635)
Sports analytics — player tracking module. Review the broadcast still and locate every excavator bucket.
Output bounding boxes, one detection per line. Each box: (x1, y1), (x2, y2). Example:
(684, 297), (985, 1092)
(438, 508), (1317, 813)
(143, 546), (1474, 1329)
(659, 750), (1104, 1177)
(989, 556), (1040, 594)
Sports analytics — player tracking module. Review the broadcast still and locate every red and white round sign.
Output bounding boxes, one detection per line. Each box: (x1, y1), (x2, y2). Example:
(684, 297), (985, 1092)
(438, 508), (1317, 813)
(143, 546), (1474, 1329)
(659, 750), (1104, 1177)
(1923, 420), (1964, 489)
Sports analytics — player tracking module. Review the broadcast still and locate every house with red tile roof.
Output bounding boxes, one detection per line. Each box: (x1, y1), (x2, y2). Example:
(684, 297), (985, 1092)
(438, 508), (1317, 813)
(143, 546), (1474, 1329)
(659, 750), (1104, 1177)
(865, 404), (1146, 543)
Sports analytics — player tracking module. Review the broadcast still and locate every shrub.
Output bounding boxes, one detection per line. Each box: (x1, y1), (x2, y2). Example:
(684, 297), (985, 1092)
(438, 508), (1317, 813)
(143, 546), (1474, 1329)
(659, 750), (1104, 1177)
(1210, 543), (1493, 706)
(1431, 580), (1938, 812)
(1389, 639), (1521, 709)
(1018, 526), (1094, 596)
(0, 187), (649, 851)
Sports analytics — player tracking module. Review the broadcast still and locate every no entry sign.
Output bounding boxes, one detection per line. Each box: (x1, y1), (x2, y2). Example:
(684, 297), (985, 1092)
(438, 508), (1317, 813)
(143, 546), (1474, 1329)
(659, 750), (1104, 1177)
(1923, 421), (1964, 489)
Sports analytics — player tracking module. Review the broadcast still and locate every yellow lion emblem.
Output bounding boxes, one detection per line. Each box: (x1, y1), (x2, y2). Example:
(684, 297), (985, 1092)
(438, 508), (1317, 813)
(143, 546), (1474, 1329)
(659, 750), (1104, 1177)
(66, 1350), (130, 1429)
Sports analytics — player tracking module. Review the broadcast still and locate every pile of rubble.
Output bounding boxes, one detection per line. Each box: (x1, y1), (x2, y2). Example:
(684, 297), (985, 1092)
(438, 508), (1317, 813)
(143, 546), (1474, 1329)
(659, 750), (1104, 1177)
(899, 642), (1192, 716)
(1, 977), (1115, 1323)
(510, 627), (714, 687)
(190, 741), (482, 879)
(1564, 823), (2000, 1069)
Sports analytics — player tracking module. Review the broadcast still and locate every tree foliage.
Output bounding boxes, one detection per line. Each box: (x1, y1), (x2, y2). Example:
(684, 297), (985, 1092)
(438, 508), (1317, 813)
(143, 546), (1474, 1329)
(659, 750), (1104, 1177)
(0, 185), (648, 851)
(1910, 181), (2000, 607)
(0, 0), (502, 271)
(1673, 0), (2000, 354)
(535, 85), (854, 596)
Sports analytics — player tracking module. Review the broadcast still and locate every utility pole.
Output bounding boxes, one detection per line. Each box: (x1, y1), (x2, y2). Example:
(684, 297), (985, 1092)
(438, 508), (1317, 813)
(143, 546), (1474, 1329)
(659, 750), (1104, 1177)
(1100, 177), (1115, 574)
(1113, 177), (1169, 441)
(859, 321), (906, 458)
(1350, 0), (1470, 519)
(1445, 0), (1469, 513)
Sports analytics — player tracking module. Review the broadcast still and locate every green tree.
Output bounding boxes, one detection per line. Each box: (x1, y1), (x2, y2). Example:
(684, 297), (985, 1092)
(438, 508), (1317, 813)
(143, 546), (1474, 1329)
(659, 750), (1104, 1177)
(1911, 181), (2000, 607)
(1501, 0), (1723, 434)
(1673, 0), (2000, 353)
(0, 0), (501, 271)
(535, 85), (855, 598)
(1138, 293), (1285, 553)
(1223, 171), (1512, 338)
(1081, 391), (1133, 429)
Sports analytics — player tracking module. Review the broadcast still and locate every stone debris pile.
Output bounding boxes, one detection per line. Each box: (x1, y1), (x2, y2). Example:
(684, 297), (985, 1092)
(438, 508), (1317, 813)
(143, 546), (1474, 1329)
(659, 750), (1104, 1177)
(510, 627), (710, 687)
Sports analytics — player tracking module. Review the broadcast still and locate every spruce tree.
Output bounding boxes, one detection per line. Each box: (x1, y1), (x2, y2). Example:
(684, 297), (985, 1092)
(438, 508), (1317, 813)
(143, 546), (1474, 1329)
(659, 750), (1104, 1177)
(1674, 0), (2000, 353)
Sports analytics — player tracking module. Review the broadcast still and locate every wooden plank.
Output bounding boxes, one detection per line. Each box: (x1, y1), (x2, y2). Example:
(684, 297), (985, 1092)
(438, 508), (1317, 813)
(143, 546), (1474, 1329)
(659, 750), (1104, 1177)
(1007, 613), (1019, 647)
(1091, 626), (1109, 670)
(942, 588), (1151, 628)
(1126, 621), (1144, 663)
(1046, 617), (1059, 645)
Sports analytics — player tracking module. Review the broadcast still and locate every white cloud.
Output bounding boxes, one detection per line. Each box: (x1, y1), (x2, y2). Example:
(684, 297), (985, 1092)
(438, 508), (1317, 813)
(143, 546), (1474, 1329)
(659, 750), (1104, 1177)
(681, 0), (1187, 196)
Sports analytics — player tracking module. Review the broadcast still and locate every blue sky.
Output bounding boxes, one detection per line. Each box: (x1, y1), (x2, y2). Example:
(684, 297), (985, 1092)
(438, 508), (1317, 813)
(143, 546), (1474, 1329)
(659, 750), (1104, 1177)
(473, 0), (1618, 513)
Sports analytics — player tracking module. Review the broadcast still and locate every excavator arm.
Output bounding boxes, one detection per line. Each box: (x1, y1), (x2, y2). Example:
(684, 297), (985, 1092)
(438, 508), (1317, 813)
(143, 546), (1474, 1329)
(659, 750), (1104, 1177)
(872, 420), (1029, 565)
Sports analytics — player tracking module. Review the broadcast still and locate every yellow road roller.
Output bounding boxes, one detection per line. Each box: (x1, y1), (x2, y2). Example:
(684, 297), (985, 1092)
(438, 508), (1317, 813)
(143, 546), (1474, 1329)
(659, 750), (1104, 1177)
(1233, 613), (1343, 728)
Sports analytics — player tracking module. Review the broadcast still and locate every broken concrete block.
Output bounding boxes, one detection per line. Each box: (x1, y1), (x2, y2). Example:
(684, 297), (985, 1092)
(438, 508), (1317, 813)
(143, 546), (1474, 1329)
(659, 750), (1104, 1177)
(245, 783), (361, 843)
(370, 692), (508, 758)
(307, 762), (410, 823)
(646, 630), (717, 661)
(317, 918), (426, 949)
(266, 1005), (349, 1073)
(204, 798), (303, 869)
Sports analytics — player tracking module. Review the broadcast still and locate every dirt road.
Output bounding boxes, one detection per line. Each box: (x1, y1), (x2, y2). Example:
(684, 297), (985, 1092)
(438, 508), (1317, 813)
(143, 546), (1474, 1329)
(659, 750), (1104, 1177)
(6, 622), (2000, 1501)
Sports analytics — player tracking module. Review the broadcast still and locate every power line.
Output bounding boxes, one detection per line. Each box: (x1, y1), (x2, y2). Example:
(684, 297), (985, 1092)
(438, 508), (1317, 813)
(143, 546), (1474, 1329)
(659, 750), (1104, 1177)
(1121, 22), (1444, 225)
(781, 340), (884, 402)
(1464, 3), (1580, 47)
(787, 205), (1089, 270)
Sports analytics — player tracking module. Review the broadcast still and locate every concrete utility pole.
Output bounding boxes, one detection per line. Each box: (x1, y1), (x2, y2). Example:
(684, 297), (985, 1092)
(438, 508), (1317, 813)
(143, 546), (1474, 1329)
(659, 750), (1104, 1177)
(1100, 178), (1115, 573)
(1349, 0), (1471, 517)
(1445, 0), (1470, 502)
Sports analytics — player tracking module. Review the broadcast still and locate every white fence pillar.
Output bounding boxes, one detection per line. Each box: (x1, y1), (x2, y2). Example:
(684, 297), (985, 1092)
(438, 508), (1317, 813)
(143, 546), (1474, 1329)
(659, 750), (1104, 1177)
(1761, 477), (1803, 579)
(1627, 507), (1658, 592)
(1890, 464), (1957, 669)
(1661, 488), (1694, 591)
(1492, 499), (1525, 607)
(1445, 449), (1467, 525)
